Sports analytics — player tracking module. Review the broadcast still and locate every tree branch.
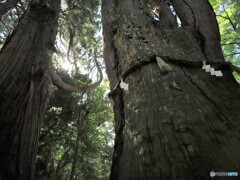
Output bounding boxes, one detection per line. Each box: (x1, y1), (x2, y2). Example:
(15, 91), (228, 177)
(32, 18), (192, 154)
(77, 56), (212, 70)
(50, 57), (103, 93)
(224, 10), (237, 31)
(229, 63), (240, 76)
(0, 0), (19, 18)
(221, 42), (240, 46)
(55, 147), (72, 175)
(218, 6), (237, 31)
(225, 52), (240, 56)
(62, 0), (82, 13)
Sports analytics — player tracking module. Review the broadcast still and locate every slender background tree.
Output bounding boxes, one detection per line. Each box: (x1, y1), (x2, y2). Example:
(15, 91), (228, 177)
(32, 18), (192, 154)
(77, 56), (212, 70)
(36, 71), (113, 180)
(210, 0), (240, 81)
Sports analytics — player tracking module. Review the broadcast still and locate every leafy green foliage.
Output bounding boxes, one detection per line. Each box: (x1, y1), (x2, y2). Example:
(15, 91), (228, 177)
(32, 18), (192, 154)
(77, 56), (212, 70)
(209, 0), (240, 80)
(35, 1), (114, 179)
(0, 0), (239, 179)
(0, 1), (27, 47)
(36, 71), (114, 180)
(57, 0), (102, 71)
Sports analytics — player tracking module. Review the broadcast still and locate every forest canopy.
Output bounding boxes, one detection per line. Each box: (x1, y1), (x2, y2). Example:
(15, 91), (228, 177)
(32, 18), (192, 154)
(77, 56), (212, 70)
(0, 0), (239, 179)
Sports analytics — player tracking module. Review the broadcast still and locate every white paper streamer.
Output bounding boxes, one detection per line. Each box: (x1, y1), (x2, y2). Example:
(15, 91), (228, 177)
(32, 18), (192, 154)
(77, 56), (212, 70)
(201, 61), (223, 77)
(210, 68), (215, 76)
(215, 71), (223, 77)
(205, 65), (211, 72)
(120, 81), (129, 90)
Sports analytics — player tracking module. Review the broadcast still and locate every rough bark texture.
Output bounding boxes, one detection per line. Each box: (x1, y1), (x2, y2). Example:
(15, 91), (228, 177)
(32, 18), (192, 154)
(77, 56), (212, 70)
(171, 0), (224, 61)
(0, 1), (60, 179)
(102, 0), (240, 179)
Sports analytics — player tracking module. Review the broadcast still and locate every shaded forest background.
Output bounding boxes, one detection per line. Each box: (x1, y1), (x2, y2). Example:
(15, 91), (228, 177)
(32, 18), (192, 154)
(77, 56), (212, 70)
(0, 0), (239, 179)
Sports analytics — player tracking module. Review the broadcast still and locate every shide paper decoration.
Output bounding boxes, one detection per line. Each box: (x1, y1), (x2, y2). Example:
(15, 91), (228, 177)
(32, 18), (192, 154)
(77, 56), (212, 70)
(202, 61), (223, 77)
(120, 80), (129, 91)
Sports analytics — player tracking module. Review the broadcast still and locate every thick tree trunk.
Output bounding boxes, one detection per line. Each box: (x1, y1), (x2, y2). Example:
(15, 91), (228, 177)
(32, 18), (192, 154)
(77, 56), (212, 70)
(102, 0), (240, 179)
(0, 1), (60, 179)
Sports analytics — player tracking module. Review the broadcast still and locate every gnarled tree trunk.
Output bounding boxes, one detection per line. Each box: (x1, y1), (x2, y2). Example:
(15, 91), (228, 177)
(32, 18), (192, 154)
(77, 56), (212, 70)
(102, 0), (240, 179)
(0, 1), (60, 179)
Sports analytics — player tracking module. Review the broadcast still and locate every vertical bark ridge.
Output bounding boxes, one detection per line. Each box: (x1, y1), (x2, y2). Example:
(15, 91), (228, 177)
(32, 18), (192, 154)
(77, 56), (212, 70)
(115, 64), (240, 179)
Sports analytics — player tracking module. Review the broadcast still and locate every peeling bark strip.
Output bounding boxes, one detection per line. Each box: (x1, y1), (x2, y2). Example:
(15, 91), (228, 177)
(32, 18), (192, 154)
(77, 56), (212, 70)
(102, 0), (240, 179)
(0, 1), (60, 179)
